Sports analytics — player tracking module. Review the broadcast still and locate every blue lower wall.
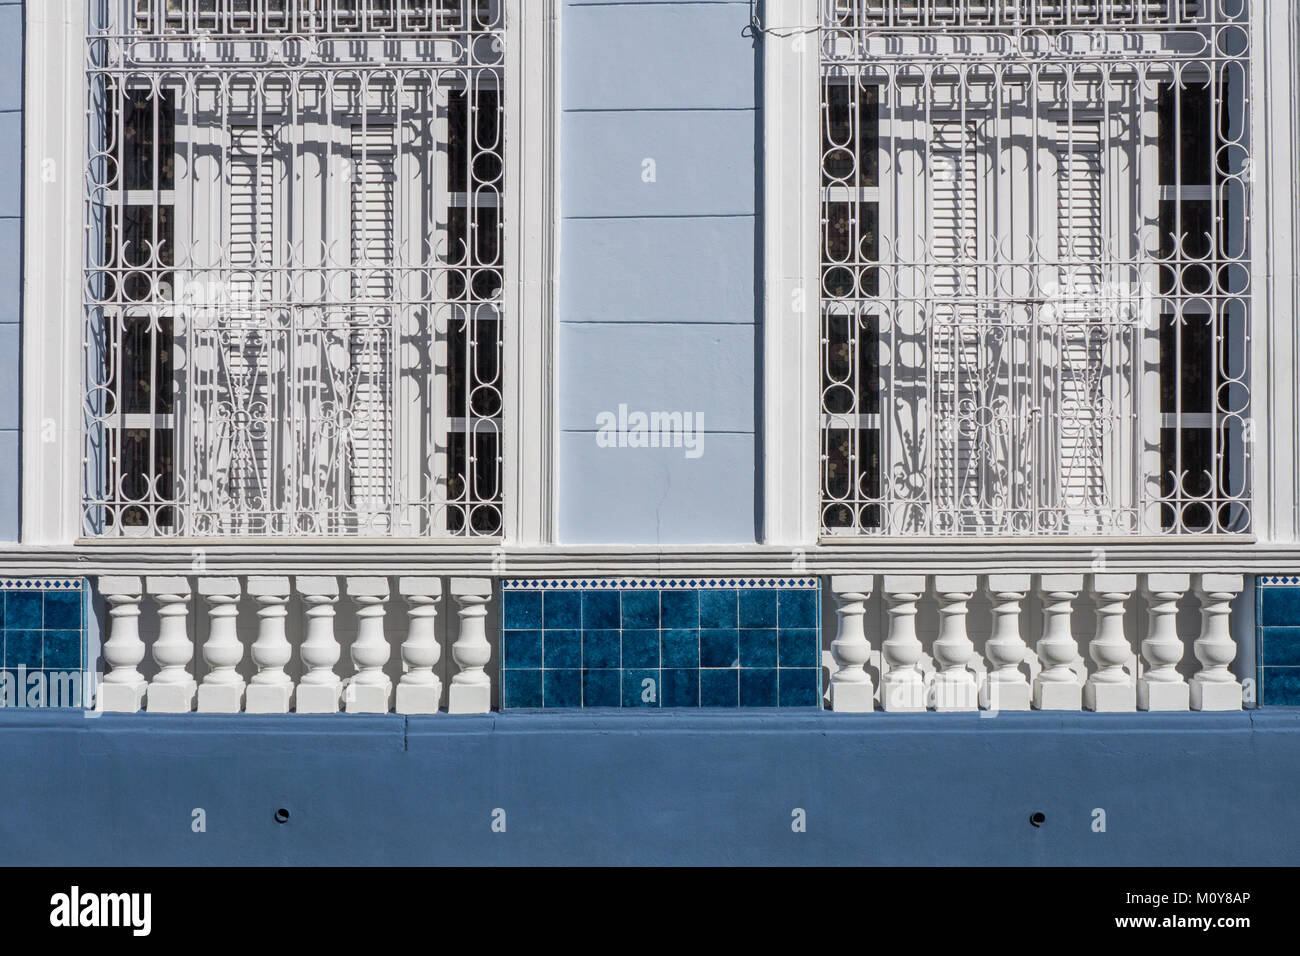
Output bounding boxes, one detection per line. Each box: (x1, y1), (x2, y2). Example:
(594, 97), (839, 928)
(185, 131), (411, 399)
(2, 710), (1298, 865)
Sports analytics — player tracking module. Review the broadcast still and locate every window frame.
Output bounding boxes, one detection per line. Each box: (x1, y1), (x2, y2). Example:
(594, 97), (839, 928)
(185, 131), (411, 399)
(21, 0), (558, 548)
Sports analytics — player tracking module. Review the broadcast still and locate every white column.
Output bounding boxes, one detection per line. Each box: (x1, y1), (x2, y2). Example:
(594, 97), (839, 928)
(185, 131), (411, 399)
(932, 575), (978, 712)
(196, 577), (245, 714)
(397, 577), (443, 715)
(981, 574), (1031, 711)
(448, 577), (493, 715)
(145, 577), (196, 712)
(295, 576), (342, 714)
(880, 575), (927, 713)
(245, 576), (294, 714)
(99, 576), (146, 713)
(345, 577), (392, 714)
(1191, 573), (1245, 711)
(1084, 573), (1137, 712)
(1033, 574), (1084, 711)
(829, 575), (875, 713)
(1138, 573), (1191, 711)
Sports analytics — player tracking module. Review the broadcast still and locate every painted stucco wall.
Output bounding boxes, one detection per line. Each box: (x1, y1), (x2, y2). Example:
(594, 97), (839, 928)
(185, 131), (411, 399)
(0, 1), (22, 542)
(557, 0), (760, 544)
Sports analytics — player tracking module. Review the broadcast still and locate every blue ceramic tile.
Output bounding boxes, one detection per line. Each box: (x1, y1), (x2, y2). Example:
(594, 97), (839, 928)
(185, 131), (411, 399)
(544, 668), (582, 708)
(582, 591), (621, 629)
(503, 630), (543, 669)
(42, 631), (82, 670)
(660, 589), (699, 629)
(543, 591), (582, 629)
(779, 590), (819, 629)
(740, 668), (779, 707)
(620, 589), (660, 629)
(700, 668), (739, 707)
(5, 629), (42, 668)
(779, 628), (819, 668)
(700, 629), (739, 668)
(5, 593), (42, 629)
(699, 589), (738, 629)
(622, 629), (660, 668)
(1261, 628), (1300, 666)
(662, 628), (700, 668)
(779, 668), (821, 707)
(43, 592), (82, 630)
(583, 668), (621, 707)
(503, 591), (542, 629)
(544, 629), (582, 669)
(1261, 667), (1300, 706)
(503, 669), (543, 708)
(739, 628), (778, 667)
(739, 589), (777, 628)
(1260, 586), (1300, 626)
(662, 668), (699, 707)
(622, 669), (661, 707)
(583, 629), (621, 668)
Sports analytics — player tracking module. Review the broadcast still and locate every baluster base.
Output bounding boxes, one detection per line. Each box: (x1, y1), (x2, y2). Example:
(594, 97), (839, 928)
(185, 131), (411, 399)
(1033, 680), (1081, 711)
(1191, 679), (1243, 712)
(296, 683), (343, 714)
(828, 680), (875, 713)
(933, 676), (978, 712)
(396, 681), (443, 715)
(101, 681), (146, 714)
(197, 683), (245, 714)
(448, 682), (490, 714)
(1138, 679), (1190, 711)
(1084, 681), (1136, 713)
(246, 684), (293, 714)
(981, 681), (1030, 711)
(145, 680), (196, 713)
(880, 678), (927, 713)
(344, 680), (392, 714)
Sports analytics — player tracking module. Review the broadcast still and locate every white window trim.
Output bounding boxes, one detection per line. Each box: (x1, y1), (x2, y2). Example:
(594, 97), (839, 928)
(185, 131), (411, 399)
(763, 0), (1286, 551)
(21, 0), (559, 549)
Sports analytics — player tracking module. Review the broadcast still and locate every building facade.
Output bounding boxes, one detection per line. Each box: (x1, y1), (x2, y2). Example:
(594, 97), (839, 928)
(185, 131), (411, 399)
(2, 0), (1300, 864)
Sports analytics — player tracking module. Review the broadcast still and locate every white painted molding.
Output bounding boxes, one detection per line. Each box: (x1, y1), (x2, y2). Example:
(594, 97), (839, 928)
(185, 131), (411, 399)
(760, 0), (821, 546)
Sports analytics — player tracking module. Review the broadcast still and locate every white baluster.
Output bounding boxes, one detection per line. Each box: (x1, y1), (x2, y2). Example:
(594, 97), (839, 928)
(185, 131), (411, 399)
(245, 576), (294, 714)
(295, 576), (342, 714)
(448, 577), (493, 715)
(397, 577), (443, 715)
(829, 575), (875, 713)
(345, 577), (392, 714)
(931, 575), (978, 712)
(100, 576), (146, 713)
(981, 574), (1031, 711)
(197, 577), (245, 714)
(1138, 573), (1191, 711)
(880, 575), (927, 713)
(1084, 573), (1137, 712)
(1033, 574), (1083, 711)
(1191, 573), (1245, 711)
(145, 578), (196, 713)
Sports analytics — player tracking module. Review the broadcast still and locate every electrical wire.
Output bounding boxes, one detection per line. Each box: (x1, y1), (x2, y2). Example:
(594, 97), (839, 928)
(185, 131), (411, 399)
(741, 0), (821, 39)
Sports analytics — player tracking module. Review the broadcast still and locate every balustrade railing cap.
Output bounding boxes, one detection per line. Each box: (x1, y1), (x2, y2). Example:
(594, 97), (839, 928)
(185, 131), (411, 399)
(1145, 572), (1192, 592)
(1040, 573), (1085, 591)
(831, 574), (874, 593)
(98, 575), (142, 596)
(345, 577), (390, 598)
(398, 577), (443, 597)
(247, 576), (292, 596)
(882, 574), (927, 593)
(1198, 573), (1245, 594)
(450, 577), (492, 596)
(295, 576), (340, 598)
(146, 576), (192, 595)
(196, 577), (242, 596)
(1092, 573), (1138, 592)
(987, 573), (1032, 592)
(933, 573), (978, 591)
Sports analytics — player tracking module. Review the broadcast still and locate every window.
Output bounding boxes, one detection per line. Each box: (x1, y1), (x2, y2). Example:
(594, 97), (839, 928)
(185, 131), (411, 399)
(819, 0), (1251, 535)
(82, 0), (506, 537)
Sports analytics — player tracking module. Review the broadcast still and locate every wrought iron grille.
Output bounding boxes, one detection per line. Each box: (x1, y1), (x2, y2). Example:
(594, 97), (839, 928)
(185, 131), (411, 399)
(83, 0), (505, 537)
(819, 0), (1251, 536)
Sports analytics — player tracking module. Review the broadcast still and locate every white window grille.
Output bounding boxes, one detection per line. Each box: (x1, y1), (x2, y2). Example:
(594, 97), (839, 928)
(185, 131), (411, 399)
(83, 0), (506, 537)
(819, 0), (1251, 536)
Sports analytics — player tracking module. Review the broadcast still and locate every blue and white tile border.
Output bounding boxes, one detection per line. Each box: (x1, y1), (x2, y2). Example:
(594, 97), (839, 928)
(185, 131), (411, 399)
(502, 577), (821, 592)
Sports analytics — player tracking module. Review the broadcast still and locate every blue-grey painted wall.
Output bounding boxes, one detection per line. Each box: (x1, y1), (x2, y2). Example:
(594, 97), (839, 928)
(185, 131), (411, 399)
(0, 1), (22, 542)
(2, 710), (1299, 865)
(557, 0), (760, 544)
